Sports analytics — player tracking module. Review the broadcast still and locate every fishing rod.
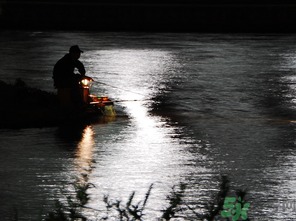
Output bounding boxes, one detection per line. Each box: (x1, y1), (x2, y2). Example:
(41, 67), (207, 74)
(93, 79), (157, 103)
(95, 80), (146, 96)
(81, 76), (157, 103)
(113, 99), (153, 103)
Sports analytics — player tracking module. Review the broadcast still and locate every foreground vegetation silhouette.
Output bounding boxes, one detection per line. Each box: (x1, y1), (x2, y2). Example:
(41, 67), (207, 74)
(43, 175), (249, 221)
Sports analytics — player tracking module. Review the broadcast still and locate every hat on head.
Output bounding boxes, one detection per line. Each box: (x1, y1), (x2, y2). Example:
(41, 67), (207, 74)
(69, 45), (83, 53)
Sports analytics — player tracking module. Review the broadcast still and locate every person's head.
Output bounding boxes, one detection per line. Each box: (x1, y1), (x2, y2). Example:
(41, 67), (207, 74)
(69, 45), (83, 60)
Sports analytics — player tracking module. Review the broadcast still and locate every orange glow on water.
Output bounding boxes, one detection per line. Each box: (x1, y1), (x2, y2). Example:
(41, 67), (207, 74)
(76, 126), (95, 172)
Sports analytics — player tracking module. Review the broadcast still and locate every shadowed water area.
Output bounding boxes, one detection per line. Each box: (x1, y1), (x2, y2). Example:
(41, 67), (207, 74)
(1, 30), (296, 220)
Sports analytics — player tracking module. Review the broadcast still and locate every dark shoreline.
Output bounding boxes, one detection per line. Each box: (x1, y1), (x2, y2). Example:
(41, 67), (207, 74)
(0, 80), (61, 129)
(2, 2), (296, 33)
(0, 80), (117, 129)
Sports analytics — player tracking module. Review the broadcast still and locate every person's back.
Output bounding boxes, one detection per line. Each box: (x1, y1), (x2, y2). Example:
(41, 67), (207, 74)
(53, 46), (85, 88)
(52, 45), (86, 109)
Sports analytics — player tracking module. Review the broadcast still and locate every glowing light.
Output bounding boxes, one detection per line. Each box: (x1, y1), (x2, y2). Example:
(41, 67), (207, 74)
(81, 78), (93, 88)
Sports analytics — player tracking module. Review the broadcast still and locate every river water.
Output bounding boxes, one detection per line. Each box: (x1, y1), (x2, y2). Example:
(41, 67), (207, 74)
(1, 30), (296, 220)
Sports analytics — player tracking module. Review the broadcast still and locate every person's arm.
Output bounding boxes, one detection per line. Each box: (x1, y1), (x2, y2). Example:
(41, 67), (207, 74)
(76, 60), (86, 76)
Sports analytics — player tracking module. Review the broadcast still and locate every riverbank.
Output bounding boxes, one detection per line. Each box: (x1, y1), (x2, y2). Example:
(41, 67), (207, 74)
(0, 79), (60, 129)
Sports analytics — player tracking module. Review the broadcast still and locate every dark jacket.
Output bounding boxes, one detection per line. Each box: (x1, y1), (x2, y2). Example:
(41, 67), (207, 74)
(53, 54), (86, 88)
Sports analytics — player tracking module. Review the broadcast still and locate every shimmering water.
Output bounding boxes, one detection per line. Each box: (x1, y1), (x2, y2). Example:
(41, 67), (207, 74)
(1, 30), (296, 220)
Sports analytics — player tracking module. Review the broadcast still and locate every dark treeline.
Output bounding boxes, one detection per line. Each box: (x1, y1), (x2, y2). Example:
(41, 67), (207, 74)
(5, 0), (296, 5)
(2, 0), (296, 32)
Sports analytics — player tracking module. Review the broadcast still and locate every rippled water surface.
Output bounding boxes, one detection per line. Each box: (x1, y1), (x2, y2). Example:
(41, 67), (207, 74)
(1, 30), (296, 220)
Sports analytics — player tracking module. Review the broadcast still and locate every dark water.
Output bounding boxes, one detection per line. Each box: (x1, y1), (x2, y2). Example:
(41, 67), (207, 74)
(1, 30), (296, 220)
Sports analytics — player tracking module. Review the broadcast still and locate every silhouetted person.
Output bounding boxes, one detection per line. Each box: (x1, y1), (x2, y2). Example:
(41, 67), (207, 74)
(53, 45), (86, 110)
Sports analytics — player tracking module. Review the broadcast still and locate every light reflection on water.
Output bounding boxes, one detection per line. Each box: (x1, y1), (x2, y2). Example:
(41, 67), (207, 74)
(75, 126), (95, 174)
(86, 117), (210, 220)
(84, 48), (177, 102)
(80, 49), (213, 219)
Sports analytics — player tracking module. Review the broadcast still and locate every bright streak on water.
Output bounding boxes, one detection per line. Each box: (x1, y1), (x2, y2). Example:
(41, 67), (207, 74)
(75, 126), (95, 173)
(84, 49), (176, 101)
(81, 49), (212, 219)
